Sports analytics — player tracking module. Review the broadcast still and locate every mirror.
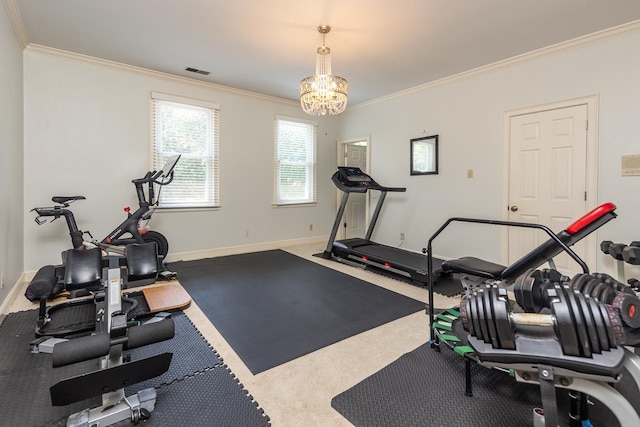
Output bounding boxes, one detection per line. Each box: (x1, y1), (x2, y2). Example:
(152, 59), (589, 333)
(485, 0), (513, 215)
(410, 135), (438, 175)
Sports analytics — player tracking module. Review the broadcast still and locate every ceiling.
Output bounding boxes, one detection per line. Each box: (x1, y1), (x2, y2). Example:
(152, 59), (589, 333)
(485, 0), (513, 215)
(10, 0), (640, 106)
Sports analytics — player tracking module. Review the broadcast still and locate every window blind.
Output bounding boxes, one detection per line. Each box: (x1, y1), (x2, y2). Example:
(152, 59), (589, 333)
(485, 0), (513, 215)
(151, 92), (220, 208)
(274, 116), (317, 205)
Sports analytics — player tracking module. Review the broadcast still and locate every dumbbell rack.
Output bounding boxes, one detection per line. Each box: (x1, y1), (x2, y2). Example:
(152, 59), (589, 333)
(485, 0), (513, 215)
(601, 240), (640, 288)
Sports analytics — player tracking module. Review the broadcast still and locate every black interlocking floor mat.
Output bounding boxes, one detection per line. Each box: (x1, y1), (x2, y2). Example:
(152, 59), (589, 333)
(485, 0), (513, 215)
(170, 249), (426, 374)
(332, 343), (624, 427)
(0, 309), (269, 426)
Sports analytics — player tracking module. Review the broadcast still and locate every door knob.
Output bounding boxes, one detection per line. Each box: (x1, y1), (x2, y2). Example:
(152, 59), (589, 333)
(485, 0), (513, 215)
(510, 206), (519, 212)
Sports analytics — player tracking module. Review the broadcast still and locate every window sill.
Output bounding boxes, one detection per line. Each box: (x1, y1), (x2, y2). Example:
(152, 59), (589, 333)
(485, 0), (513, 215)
(272, 202), (318, 208)
(156, 206), (221, 213)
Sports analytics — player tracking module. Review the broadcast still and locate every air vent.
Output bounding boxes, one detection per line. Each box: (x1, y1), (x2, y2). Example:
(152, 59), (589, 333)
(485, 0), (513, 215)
(185, 67), (210, 76)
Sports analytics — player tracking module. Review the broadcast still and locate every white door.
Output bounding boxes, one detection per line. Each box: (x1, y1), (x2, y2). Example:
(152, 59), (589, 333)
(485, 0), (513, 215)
(344, 144), (367, 239)
(508, 104), (588, 277)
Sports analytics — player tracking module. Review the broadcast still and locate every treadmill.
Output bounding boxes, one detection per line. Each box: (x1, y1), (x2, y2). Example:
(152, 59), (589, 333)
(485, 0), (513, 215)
(322, 166), (442, 284)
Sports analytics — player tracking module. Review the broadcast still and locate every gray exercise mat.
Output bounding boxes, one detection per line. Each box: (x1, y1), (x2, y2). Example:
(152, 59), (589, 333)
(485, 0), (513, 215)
(332, 342), (622, 427)
(0, 309), (269, 426)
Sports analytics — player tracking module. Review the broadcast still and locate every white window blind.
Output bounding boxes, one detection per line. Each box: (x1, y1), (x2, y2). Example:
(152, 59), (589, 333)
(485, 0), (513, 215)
(151, 92), (220, 208)
(274, 116), (317, 205)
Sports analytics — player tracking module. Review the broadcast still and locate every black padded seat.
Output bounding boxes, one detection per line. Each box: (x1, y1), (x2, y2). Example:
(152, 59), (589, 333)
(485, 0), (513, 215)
(441, 203), (617, 284)
(63, 247), (102, 290)
(441, 257), (506, 280)
(126, 242), (159, 282)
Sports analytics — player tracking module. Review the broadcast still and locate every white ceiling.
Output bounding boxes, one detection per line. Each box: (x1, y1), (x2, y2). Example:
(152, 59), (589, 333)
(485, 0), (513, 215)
(10, 0), (640, 106)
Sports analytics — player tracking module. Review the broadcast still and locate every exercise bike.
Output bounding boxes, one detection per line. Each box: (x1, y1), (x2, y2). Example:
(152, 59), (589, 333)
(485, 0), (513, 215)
(25, 155), (181, 302)
(32, 154), (180, 258)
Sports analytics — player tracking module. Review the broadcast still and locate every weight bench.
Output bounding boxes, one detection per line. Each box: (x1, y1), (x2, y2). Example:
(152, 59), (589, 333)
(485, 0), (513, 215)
(426, 203), (618, 348)
(33, 244), (176, 426)
(31, 243), (190, 341)
(440, 202), (617, 286)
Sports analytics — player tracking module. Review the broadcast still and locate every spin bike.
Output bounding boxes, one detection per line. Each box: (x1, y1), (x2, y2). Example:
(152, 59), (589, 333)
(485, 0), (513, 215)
(32, 155), (180, 258)
(26, 155), (181, 302)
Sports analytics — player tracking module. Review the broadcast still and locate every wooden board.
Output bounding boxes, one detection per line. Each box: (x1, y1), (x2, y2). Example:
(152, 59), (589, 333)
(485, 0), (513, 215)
(142, 283), (191, 312)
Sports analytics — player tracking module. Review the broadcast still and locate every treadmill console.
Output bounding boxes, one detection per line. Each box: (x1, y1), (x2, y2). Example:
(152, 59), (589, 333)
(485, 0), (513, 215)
(336, 167), (373, 186)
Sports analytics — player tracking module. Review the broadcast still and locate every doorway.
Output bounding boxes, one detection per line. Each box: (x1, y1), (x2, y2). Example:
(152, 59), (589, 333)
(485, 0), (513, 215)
(502, 96), (599, 277)
(337, 137), (370, 240)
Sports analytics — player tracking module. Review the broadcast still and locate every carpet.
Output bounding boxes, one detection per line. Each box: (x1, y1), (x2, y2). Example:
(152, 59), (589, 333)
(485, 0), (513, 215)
(0, 309), (270, 426)
(332, 342), (623, 427)
(170, 250), (426, 374)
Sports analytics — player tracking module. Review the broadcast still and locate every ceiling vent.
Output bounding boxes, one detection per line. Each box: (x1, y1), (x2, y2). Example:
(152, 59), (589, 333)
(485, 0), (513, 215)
(185, 67), (210, 76)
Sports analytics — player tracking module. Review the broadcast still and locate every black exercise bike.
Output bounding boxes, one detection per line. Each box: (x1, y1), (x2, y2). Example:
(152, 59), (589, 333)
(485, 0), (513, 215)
(31, 155), (180, 261)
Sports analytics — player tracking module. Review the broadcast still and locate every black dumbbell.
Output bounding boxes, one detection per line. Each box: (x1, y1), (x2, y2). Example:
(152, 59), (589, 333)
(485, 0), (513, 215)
(461, 284), (621, 357)
(601, 240), (613, 255)
(623, 245), (640, 265)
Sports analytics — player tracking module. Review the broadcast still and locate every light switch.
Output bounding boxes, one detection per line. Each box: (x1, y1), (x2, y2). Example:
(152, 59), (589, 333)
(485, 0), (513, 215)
(467, 169), (474, 178)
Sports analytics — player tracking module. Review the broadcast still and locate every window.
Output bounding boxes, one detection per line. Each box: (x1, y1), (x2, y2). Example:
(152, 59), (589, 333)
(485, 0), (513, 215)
(274, 116), (317, 205)
(151, 92), (220, 208)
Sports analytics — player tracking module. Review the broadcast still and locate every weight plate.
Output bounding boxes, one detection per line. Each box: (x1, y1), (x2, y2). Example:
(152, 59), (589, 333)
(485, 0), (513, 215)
(613, 293), (640, 329)
(460, 299), (470, 332)
(576, 292), (600, 354)
(605, 304), (625, 344)
(598, 286), (616, 305)
(598, 302), (618, 349)
(492, 286), (516, 350)
(587, 297), (610, 352)
(565, 287), (592, 357)
(552, 285), (581, 357)
(583, 278), (601, 297)
(483, 286), (500, 348)
(571, 274), (591, 293)
(470, 294), (482, 339)
(515, 269), (536, 312)
(590, 282), (607, 302)
(476, 288), (491, 344)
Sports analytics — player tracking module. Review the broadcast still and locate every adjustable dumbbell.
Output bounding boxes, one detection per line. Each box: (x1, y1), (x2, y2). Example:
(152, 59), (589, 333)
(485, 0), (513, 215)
(461, 284), (624, 357)
(518, 269), (635, 308)
(514, 270), (640, 345)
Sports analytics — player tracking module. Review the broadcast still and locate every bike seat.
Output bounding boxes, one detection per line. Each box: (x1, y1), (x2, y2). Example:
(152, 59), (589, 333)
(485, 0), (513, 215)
(51, 196), (86, 204)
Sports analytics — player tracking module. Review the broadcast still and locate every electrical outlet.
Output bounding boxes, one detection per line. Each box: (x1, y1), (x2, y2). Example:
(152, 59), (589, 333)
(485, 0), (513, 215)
(245, 229), (250, 238)
(467, 169), (474, 178)
(400, 232), (405, 241)
(0, 272), (4, 289)
(309, 224), (313, 231)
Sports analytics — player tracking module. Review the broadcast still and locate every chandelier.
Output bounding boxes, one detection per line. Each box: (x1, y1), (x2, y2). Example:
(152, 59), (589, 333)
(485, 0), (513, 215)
(300, 25), (348, 116)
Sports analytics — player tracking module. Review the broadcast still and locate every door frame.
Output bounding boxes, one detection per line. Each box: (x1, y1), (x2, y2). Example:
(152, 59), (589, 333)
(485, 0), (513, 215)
(500, 94), (599, 269)
(337, 135), (371, 239)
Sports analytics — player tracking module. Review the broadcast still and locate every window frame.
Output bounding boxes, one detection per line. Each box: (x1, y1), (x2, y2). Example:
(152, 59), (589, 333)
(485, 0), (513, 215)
(273, 115), (318, 206)
(150, 92), (220, 209)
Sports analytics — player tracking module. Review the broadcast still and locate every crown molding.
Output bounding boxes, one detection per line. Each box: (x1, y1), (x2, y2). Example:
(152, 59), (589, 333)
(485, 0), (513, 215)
(2, 0), (29, 48)
(25, 44), (300, 107)
(351, 19), (640, 110)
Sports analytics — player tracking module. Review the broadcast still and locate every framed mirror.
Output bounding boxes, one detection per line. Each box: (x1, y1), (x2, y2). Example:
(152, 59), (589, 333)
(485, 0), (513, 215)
(410, 134), (438, 175)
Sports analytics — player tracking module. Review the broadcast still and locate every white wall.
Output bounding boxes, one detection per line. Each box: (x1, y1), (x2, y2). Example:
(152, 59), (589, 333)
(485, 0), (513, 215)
(19, 25), (640, 280)
(337, 28), (640, 275)
(23, 49), (338, 272)
(0, 3), (24, 305)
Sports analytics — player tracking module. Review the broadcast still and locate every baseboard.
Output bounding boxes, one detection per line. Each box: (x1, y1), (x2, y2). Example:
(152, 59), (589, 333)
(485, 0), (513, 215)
(0, 272), (27, 316)
(162, 235), (329, 263)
